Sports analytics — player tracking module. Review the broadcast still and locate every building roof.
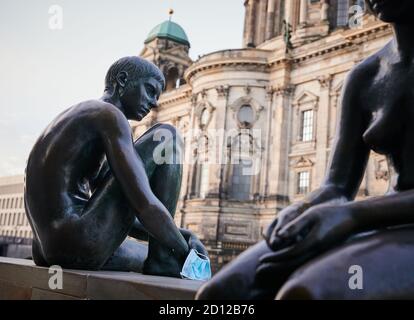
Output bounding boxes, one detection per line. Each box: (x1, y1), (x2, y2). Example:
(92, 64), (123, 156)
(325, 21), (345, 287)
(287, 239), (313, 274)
(144, 20), (190, 47)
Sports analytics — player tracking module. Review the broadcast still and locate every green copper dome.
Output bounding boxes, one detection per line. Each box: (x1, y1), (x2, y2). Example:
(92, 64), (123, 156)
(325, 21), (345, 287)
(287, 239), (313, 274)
(145, 20), (190, 47)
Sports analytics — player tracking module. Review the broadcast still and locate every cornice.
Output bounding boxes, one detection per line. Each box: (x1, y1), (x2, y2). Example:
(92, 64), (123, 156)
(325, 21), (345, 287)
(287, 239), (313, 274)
(185, 22), (392, 84)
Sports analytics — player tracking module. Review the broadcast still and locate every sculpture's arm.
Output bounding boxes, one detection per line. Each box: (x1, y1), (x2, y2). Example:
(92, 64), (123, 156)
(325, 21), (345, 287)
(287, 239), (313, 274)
(311, 68), (372, 203)
(347, 189), (414, 231)
(260, 188), (414, 265)
(265, 66), (373, 249)
(98, 106), (189, 258)
(128, 218), (149, 241)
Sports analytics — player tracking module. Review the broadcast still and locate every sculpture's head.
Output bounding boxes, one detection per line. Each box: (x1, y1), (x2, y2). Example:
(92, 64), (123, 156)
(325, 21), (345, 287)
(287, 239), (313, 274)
(105, 56), (165, 121)
(366, 0), (414, 23)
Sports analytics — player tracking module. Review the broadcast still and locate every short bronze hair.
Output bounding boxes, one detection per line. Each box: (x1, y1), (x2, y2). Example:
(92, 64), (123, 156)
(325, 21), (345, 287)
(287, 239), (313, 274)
(105, 56), (165, 92)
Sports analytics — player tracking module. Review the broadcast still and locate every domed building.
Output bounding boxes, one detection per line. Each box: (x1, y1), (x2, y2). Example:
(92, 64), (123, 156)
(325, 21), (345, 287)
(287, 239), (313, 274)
(140, 18), (192, 91)
(133, 1), (393, 271)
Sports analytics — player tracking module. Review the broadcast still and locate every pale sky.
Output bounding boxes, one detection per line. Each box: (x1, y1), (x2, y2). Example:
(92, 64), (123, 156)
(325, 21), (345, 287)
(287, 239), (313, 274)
(0, 0), (244, 176)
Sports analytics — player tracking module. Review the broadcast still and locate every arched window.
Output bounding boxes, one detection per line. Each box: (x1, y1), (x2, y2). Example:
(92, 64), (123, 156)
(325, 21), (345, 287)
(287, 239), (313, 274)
(229, 159), (253, 201)
(228, 133), (255, 201)
(237, 105), (255, 128)
(165, 67), (180, 91)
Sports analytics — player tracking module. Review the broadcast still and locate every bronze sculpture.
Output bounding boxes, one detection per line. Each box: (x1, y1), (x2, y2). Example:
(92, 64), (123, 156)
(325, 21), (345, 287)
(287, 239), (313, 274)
(197, 0), (414, 299)
(24, 56), (207, 278)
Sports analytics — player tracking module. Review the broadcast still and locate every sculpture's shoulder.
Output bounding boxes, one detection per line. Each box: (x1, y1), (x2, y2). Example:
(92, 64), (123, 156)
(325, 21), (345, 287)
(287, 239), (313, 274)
(76, 100), (128, 126)
(75, 99), (118, 116)
(78, 100), (131, 134)
(346, 42), (390, 85)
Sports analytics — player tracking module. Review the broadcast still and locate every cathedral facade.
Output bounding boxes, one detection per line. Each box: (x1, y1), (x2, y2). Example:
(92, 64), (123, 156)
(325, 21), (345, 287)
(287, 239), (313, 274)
(135, 0), (393, 271)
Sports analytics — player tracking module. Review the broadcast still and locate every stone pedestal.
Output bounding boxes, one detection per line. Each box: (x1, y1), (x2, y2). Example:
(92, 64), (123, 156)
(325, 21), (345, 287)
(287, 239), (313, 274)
(0, 257), (203, 300)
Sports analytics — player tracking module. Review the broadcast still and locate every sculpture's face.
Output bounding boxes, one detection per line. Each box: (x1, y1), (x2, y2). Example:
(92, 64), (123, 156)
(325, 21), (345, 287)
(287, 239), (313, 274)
(367, 0), (414, 23)
(120, 77), (162, 121)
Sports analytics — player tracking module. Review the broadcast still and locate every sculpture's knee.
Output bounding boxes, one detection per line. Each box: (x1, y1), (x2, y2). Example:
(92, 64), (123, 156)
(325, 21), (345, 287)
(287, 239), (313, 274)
(276, 280), (316, 300)
(196, 279), (231, 300)
(196, 272), (255, 300)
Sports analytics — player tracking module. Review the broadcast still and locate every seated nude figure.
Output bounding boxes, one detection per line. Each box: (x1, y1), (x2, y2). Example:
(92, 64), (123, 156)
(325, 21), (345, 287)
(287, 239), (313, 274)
(197, 0), (414, 299)
(25, 56), (207, 277)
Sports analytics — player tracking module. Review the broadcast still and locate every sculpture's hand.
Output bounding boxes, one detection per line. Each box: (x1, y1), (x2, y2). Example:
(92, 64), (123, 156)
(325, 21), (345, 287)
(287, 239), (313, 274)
(264, 202), (311, 251)
(179, 228), (209, 257)
(260, 204), (357, 264)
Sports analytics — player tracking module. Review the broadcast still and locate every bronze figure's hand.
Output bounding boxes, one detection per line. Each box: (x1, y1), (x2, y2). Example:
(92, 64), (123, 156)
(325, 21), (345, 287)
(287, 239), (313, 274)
(180, 228), (209, 256)
(261, 205), (357, 264)
(264, 202), (311, 251)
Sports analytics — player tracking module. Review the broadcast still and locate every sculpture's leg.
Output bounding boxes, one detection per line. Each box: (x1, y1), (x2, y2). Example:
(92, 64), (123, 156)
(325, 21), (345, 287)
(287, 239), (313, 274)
(32, 236), (49, 267)
(102, 239), (148, 272)
(102, 122), (184, 276)
(277, 226), (414, 300)
(134, 124), (185, 277)
(197, 241), (298, 300)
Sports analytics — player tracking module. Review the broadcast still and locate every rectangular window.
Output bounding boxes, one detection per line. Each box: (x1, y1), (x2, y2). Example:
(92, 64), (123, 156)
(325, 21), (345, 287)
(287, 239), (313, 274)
(301, 110), (314, 142)
(337, 0), (350, 27)
(297, 171), (310, 195)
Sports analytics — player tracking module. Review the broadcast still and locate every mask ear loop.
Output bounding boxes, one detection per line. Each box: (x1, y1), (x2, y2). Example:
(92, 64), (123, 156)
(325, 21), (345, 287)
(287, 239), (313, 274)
(193, 249), (210, 261)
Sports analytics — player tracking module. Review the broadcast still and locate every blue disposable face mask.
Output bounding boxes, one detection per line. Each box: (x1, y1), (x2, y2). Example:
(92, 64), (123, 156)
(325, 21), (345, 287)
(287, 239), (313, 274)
(180, 249), (212, 281)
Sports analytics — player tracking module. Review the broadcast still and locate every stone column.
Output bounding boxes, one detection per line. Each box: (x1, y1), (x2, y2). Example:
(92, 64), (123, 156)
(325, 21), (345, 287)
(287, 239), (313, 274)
(261, 86), (274, 197)
(265, 0), (276, 40)
(215, 85), (230, 199)
(273, 0), (282, 36)
(267, 84), (295, 204)
(284, 0), (293, 24)
(321, 0), (329, 22)
(245, 0), (256, 47)
(243, 0), (250, 46)
(315, 75), (332, 187)
(256, 0), (268, 45)
(299, 0), (308, 26)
